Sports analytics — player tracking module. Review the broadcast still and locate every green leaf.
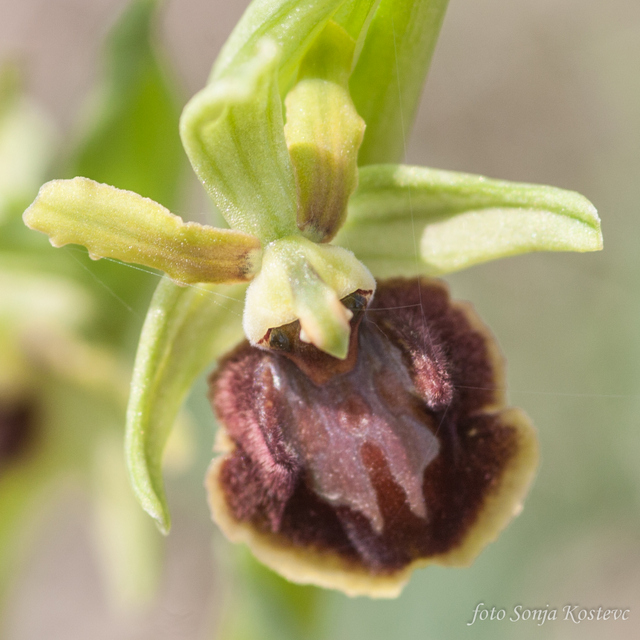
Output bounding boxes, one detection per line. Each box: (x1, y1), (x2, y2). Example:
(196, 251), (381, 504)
(350, 0), (449, 165)
(216, 548), (324, 640)
(69, 0), (184, 211)
(210, 0), (345, 87)
(125, 276), (246, 533)
(24, 178), (262, 285)
(334, 164), (603, 276)
(181, 40), (298, 242)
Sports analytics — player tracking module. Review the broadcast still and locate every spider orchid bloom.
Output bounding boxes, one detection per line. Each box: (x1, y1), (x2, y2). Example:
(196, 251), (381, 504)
(23, 0), (602, 597)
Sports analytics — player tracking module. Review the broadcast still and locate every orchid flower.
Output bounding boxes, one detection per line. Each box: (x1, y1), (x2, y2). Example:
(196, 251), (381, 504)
(23, 0), (602, 597)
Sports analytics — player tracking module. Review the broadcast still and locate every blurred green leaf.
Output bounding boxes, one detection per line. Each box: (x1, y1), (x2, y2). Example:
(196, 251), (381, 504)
(125, 277), (245, 533)
(335, 164), (602, 276)
(0, 63), (57, 228)
(92, 431), (162, 607)
(216, 547), (323, 640)
(69, 0), (184, 210)
(350, 0), (449, 165)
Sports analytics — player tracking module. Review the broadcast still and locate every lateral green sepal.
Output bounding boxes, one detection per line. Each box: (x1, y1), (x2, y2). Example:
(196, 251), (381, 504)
(334, 164), (602, 276)
(125, 277), (246, 533)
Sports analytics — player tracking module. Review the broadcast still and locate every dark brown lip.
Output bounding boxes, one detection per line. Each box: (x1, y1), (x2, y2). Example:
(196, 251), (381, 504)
(208, 277), (537, 581)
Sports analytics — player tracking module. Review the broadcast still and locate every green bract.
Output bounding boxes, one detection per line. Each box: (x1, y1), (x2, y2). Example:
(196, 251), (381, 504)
(21, 0), (602, 534)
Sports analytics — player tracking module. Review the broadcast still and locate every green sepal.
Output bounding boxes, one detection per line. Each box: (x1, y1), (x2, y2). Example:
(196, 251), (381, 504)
(350, 0), (449, 165)
(24, 178), (262, 285)
(296, 19), (355, 85)
(334, 164), (602, 276)
(125, 276), (246, 533)
(181, 39), (297, 242)
(332, 0), (379, 68)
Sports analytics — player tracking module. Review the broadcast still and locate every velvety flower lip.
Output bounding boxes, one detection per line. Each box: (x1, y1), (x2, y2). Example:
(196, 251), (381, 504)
(206, 278), (538, 597)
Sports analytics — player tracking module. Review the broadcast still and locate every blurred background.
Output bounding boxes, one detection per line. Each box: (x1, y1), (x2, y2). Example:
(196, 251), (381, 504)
(1, 0), (639, 638)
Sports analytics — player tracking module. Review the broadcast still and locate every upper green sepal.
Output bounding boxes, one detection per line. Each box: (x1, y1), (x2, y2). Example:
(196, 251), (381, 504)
(181, 39), (297, 242)
(23, 178), (262, 285)
(125, 277), (246, 533)
(334, 164), (602, 276)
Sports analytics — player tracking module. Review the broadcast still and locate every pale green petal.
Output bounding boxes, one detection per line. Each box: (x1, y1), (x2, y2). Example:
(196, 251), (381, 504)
(24, 178), (261, 285)
(181, 40), (297, 242)
(335, 164), (602, 276)
(125, 277), (245, 533)
(350, 0), (449, 164)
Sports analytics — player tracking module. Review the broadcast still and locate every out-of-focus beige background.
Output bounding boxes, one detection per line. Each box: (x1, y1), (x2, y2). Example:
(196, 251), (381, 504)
(2, 1), (640, 638)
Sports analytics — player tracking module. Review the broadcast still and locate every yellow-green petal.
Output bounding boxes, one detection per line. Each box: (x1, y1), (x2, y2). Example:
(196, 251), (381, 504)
(284, 21), (365, 243)
(23, 178), (262, 285)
